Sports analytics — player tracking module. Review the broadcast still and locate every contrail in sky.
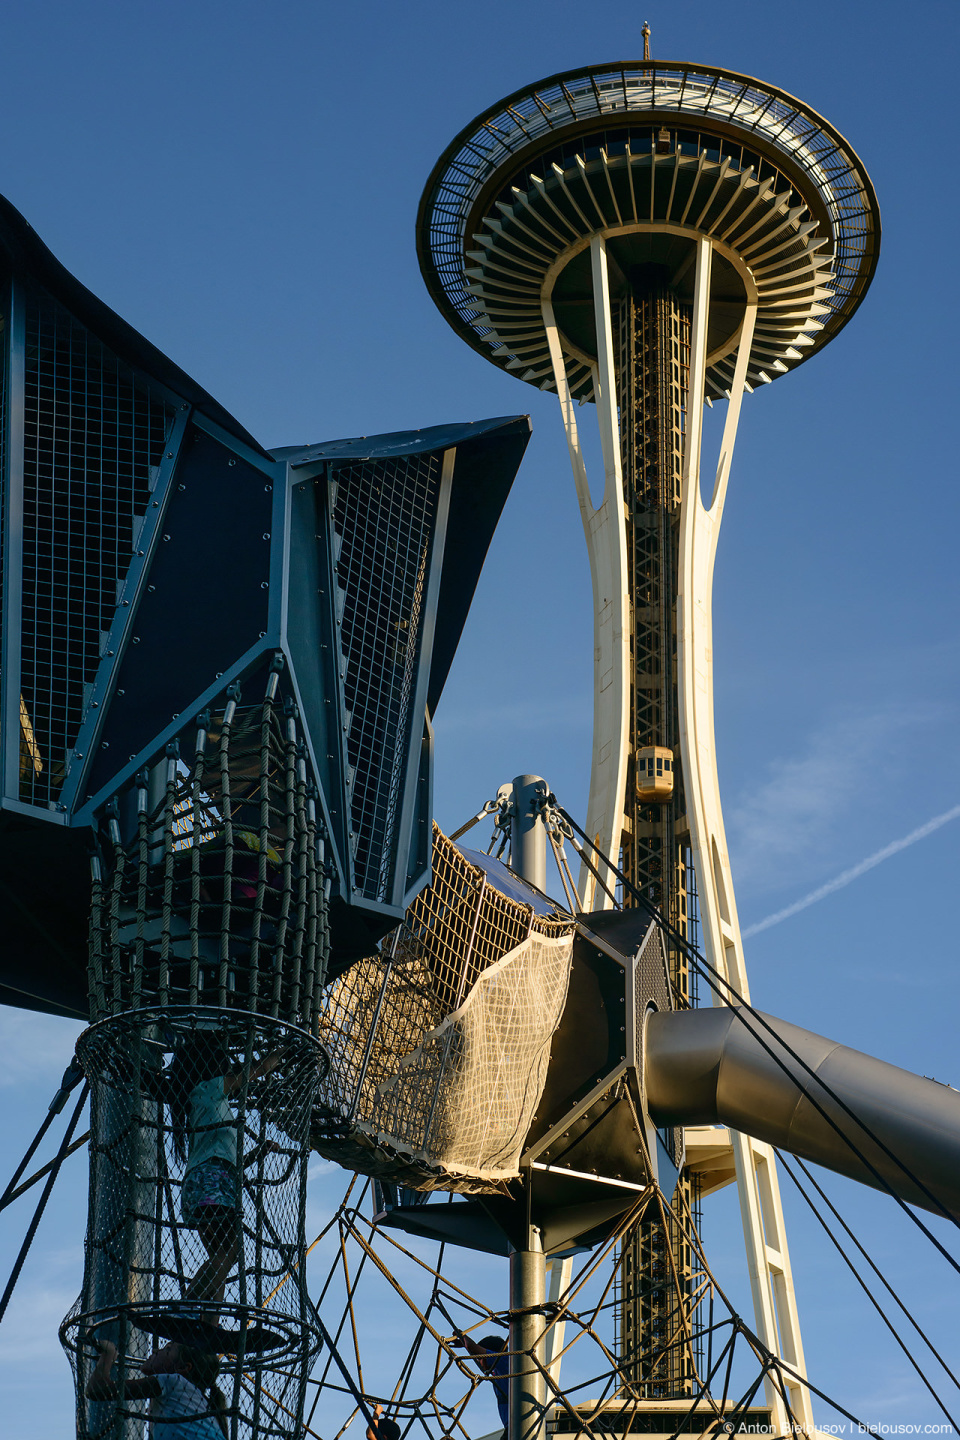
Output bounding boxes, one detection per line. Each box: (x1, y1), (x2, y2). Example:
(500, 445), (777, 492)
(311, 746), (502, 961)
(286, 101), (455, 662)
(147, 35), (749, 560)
(741, 803), (960, 939)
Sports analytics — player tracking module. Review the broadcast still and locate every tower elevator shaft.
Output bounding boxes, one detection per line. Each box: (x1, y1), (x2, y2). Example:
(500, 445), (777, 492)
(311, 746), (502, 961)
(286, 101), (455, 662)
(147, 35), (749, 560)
(614, 282), (699, 1397)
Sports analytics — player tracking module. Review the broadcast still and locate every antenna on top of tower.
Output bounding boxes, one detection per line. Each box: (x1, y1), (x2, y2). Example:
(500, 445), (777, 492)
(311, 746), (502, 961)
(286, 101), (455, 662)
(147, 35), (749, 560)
(642, 21), (651, 60)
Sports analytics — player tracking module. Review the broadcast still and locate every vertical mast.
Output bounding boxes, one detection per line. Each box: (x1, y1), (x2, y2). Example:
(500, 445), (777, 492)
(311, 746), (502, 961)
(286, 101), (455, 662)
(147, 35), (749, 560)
(615, 274), (698, 1397)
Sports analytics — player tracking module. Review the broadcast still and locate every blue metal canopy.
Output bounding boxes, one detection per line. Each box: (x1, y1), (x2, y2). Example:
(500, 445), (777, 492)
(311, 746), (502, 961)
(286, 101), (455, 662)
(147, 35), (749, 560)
(0, 193), (531, 1017)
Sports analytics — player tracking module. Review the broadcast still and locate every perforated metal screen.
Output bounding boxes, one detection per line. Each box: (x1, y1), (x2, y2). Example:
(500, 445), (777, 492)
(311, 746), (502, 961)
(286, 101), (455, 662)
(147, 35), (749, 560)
(19, 291), (174, 806)
(330, 451), (442, 902)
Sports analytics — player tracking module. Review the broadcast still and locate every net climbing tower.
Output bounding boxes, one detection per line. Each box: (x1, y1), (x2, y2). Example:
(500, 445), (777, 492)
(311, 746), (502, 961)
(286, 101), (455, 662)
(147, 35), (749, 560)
(61, 668), (327, 1439)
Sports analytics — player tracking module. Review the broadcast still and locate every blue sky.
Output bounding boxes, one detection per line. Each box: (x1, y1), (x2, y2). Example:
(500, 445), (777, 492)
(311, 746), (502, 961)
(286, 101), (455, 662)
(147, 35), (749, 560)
(1, 0), (959, 1434)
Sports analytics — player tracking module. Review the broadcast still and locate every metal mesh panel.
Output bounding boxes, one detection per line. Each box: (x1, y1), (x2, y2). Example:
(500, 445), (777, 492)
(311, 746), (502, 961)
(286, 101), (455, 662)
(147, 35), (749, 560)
(634, 922), (672, 1070)
(330, 452), (441, 902)
(61, 1011), (321, 1440)
(19, 291), (174, 806)
(313, 826), (574, 1191)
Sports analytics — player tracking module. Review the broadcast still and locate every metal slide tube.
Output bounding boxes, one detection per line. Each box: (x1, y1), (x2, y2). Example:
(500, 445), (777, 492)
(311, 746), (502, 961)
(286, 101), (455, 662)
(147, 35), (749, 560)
(645, 1008), (960, 1220)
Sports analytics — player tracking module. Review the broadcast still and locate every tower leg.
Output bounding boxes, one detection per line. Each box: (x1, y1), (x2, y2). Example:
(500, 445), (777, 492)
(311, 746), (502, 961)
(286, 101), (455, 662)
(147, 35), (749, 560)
(677, 240), (814, 1434)
(542, 237), (629, 909)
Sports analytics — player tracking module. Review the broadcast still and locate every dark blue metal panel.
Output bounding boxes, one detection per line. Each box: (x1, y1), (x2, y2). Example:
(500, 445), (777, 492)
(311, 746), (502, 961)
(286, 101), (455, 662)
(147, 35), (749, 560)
(57, 405), (192, 815)
(1, 281), (24, 803)
(79, 426), (281, 808)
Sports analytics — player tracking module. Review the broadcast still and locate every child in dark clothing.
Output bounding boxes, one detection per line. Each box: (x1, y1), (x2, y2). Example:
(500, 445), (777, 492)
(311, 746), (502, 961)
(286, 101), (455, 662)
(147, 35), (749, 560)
(452, 1332), (509, 1428)
(366, 1402), (402, 1440)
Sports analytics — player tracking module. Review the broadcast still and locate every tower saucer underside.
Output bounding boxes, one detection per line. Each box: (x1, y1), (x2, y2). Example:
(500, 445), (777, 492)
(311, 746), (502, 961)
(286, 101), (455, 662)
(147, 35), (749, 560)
(417, 59), (880, 401)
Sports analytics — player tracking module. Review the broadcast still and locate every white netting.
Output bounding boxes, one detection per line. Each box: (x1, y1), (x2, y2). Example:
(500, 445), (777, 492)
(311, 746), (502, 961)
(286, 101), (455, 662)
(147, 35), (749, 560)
(362, 928), (573, 1180)
(313, 829), (575, 1189)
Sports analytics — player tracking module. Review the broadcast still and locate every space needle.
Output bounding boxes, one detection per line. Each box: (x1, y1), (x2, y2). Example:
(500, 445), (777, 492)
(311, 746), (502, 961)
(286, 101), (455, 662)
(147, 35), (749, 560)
(417, 30), (880, 1431)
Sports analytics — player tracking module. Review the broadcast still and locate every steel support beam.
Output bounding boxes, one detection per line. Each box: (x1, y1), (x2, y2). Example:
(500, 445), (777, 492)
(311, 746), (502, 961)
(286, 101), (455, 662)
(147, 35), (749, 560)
(509, 1229), (547, 1440)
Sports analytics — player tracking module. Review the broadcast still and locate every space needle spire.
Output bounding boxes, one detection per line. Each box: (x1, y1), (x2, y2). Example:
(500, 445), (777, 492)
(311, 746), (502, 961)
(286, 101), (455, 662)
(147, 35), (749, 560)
(417, 54), (879, 1430)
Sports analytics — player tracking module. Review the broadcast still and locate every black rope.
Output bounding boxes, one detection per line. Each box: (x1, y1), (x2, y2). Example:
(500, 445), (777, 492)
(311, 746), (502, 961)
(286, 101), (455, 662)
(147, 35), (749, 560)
(777, 1151), (959, 1430)
(0, 1132), (90, 1212)
(0, 1057), (84, 1209)
(558, 802), (960, 1260)
(0, 1111), (57, 1209)
(0, 1083), (88, 1327)
(777, 1149), (960, 1395)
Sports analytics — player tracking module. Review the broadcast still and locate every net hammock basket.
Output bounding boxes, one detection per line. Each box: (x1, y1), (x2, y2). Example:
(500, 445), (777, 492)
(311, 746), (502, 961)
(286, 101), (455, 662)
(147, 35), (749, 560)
(313, 828), (575, 1193)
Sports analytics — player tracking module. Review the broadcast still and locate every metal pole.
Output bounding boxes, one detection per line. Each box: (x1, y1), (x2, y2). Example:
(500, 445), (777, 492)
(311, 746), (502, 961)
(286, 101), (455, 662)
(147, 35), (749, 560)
(509, 775), (548, 891)
(509, 1226), (546, 1440)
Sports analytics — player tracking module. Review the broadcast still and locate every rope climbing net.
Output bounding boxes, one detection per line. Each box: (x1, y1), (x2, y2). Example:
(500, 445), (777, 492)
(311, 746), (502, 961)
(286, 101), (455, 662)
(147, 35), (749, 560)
(296, 1171), (845, 1440)
(88, 664), (328, 1027)
(61, 1011), (322, 1440)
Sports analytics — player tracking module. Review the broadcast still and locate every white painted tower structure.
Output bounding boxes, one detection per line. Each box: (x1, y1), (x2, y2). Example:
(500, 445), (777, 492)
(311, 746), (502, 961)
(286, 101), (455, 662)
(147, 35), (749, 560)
(418, 50), (879, 1434)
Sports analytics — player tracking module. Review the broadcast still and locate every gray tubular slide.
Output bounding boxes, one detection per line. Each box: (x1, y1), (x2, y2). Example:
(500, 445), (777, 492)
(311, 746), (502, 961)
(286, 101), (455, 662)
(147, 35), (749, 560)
(644, 1008), (960, 1221)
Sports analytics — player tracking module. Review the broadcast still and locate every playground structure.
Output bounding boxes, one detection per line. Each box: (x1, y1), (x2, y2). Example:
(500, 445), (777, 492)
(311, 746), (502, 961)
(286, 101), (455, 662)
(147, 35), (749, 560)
(0, 179), (531, 1438)
(1, 38), (960, 1440)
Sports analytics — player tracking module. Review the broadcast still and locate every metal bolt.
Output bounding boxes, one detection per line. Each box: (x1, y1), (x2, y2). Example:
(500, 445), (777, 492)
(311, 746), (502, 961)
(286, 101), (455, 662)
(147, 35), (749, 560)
(262, 532), (270, 540)
(162, 535), (170, 542)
